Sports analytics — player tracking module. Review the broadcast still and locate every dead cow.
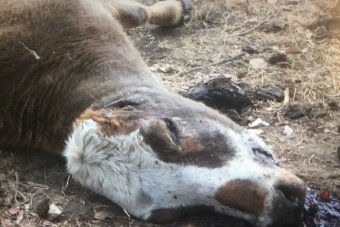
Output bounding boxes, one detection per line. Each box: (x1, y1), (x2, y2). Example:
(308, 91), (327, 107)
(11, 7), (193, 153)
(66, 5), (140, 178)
(0, 0), (306, 226)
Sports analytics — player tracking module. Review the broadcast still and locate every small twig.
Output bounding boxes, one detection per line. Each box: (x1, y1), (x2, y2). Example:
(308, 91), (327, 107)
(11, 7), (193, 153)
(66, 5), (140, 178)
(123, 209), (131, 227)
(0, 218), (5, 226)
(85, 200), (111, 208)
(43, 165), (47, 185)
(295, 126), (311, 147)
(25, 181), (49, 190)
(232, 20), (267, 36)
(292, 87), (297, 102)
(324, 93), (340, 97)
(276, 112), (282, 123)
(11, 188), (28, 205)
(308, 154), (315, 165)
(13, 171), (20, 205)
(62, 175), (71, 196)
(76, 218), (81, 227)
(24, 203), (30, 220)
(30, 192), (37, 207)
(15, 171), (19, 187)
(283, 87), (290, 106)
(177, 52), (245, 75)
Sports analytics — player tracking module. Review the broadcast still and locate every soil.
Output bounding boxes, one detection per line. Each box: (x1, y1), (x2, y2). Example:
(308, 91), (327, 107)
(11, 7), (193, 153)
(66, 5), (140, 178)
(1, 0), (339, 226)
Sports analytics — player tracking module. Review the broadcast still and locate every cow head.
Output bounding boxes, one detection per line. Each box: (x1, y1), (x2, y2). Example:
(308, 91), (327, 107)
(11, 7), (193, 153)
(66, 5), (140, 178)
(63, 89), (305, 227)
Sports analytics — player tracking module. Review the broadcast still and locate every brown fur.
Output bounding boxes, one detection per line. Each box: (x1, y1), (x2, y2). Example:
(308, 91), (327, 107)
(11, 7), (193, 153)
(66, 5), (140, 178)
(0, 0), (186, 153)
(75, 108), (141, 136)
(180, 137), (205, 153)
(140, 122), (235, 168)
(215, 180), (268, 216)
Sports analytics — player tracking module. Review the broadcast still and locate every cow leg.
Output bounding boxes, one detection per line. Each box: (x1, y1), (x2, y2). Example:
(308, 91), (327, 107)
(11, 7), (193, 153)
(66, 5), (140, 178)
(104, 0), (192, 29)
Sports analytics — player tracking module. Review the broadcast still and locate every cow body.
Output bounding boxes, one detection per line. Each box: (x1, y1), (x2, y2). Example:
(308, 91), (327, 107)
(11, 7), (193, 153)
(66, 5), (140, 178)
(0, 0), (170, 151)
(0, 1), (305, 226)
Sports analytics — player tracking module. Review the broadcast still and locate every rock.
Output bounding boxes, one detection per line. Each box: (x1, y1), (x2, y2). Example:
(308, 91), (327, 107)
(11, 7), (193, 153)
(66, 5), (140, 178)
(272, 21), (286, 30)
(283, 125), (294, 139)
(94, 209), (115, 220)
(242, 43), (259, 54)
(329, 101), (339, 111)
(287, 0), (301, 5)
(158, 64), (175, 73)
(34, 197), (50, 218)
(248, 128), (264, 135)
(263, 20), (286, 32)
(225, 109), (250, 126)
(337, 147), (340, 162)
(183, 78), (288, 125)
(248, 118), (270, 128)
(255, 85), (285, 102)
(249, 58), (267, 69)
(284, 104), (306, 119)
(285, 46), (302, 54)
(235, 68), (248, 78)
(48, 203), (62, 216)
(307, 105), (328, 118)
(182, 77), (253, 114)
(267, 52), (291, 67)
(8, 206), (20, 215)
(283, 103), (328, 119)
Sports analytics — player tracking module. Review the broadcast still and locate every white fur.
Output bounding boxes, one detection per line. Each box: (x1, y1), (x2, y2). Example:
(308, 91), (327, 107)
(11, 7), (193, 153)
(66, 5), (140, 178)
(64, 119), (282, 226)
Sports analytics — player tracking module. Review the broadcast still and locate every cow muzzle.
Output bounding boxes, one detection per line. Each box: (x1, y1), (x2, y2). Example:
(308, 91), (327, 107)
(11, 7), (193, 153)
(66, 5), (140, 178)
(215, 169), (306, 227)
(268, 170), (306, 227)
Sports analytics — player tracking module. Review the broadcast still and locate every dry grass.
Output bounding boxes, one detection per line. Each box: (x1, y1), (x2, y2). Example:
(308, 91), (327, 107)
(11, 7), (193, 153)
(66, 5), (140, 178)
(134, 0), (340, 191)
(147, 0), (340, 101)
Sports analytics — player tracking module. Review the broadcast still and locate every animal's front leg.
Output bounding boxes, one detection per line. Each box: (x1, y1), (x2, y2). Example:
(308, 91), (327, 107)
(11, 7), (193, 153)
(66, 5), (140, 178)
(147, 0), (192, 27)
(102, 0), (192, 29)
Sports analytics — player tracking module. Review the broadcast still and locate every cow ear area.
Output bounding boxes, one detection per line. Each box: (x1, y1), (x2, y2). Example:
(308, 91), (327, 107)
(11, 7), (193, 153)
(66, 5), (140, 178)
(139, 118), (181, 153)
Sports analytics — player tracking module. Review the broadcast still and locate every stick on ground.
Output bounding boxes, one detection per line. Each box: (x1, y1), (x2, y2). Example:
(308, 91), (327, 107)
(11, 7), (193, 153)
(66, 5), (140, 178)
(178, 52), (246, 75)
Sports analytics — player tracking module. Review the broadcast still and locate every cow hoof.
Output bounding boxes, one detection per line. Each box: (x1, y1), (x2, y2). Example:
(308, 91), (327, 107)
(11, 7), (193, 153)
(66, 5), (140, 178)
(180, 0), (193, 23)
(167, 0), (192, 27)
(159, 0), (192, 28)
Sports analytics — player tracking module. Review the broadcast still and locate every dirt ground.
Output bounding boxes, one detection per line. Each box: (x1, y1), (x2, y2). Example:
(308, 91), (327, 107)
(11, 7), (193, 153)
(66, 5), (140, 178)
(1, 0), (339, 226)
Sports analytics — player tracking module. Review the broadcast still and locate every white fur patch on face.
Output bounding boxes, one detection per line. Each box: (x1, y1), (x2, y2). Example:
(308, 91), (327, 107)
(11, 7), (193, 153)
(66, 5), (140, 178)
(63, 119), (282, 226)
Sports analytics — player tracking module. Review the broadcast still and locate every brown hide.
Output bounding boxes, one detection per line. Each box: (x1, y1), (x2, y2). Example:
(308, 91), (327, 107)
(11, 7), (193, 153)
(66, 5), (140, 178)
(0, 0), (158, 152)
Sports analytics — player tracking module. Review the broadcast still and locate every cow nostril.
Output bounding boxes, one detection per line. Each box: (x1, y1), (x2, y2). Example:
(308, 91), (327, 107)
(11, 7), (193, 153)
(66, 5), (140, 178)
(275, 183), (305, 206)
(270, 183), (306, 227)
(270, 172), (306, 227)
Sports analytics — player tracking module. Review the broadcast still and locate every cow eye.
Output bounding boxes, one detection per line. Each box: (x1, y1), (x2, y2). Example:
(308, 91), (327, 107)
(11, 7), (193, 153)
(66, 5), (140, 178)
(162, 118), (180, 144)
(252, 148), (273, 159)
(139, 118), (180, 154)
(252, 148), (280, 166)
(104, 99), (141, 109)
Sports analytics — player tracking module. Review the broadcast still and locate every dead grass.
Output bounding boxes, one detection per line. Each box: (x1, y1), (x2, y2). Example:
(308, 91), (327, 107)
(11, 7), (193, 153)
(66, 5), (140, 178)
(135, 0), (340, 191)
(147, 0), (340, 101)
